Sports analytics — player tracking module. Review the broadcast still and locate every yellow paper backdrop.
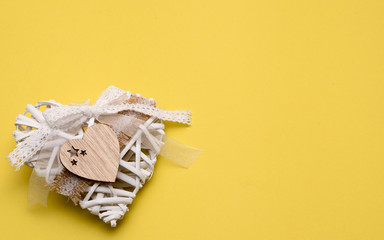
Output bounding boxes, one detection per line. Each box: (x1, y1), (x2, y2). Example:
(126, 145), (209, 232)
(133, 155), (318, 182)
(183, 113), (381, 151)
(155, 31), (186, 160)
(1, 1), (384, 239)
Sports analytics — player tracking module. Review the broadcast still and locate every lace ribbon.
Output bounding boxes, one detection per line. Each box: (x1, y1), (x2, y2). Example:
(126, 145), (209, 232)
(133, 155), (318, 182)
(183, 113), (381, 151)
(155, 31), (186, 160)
(43, 85), (191, 130)
(7, 86), (191, 170)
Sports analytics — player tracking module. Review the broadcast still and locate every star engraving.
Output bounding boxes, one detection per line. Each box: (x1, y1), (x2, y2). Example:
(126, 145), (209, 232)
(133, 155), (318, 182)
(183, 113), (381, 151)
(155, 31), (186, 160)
(70, 159), (77, 166)
(80, 149), (87, 156)
(67, 146), (79, 157)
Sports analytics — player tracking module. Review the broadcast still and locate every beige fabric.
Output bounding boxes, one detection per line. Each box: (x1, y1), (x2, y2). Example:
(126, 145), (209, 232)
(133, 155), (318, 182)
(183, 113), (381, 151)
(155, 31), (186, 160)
(50, 169), (92, 205)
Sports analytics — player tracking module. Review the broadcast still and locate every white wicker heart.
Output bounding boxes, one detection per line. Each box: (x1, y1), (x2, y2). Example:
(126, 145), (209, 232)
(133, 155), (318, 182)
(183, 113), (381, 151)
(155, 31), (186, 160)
(7, 86), (192, 227)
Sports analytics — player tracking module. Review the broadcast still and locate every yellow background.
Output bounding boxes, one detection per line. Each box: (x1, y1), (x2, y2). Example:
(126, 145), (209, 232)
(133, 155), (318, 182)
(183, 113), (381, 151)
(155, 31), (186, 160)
(1, 1), (384, 239)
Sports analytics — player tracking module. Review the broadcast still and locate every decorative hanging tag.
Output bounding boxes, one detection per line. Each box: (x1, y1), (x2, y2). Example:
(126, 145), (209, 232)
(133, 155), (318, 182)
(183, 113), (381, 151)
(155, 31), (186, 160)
(59, 124), (120, 182)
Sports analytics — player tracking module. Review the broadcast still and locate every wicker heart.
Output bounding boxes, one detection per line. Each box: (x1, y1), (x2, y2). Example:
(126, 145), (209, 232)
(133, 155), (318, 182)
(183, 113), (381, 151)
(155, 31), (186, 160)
(59, 124), (120, 182)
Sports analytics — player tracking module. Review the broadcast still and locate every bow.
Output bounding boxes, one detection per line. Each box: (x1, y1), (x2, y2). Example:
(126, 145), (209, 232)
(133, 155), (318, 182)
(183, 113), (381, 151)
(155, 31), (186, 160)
(7, 86), (191, 170)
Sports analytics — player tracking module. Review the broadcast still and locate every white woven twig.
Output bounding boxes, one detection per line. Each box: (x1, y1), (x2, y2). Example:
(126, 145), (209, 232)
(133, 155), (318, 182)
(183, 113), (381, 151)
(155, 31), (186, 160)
(11, 101), (70, 181)
(80, 116), (164, 226)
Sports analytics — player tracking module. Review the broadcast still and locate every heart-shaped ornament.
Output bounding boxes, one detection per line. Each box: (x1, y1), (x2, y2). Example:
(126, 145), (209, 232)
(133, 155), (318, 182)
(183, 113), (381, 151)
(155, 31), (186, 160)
(59, 124), (120, 182)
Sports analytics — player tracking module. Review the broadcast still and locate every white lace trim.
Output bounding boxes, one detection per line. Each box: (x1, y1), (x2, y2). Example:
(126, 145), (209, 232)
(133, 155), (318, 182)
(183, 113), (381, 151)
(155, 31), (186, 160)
(7, 126), (50, 170)
(43, 103), (191, 130)
(7, 86), (191, 170)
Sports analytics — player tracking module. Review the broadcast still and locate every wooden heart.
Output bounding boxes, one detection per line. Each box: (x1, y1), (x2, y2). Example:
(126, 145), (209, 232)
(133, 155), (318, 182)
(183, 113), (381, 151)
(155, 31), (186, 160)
(59, 124), (120, 182)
